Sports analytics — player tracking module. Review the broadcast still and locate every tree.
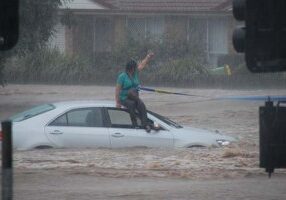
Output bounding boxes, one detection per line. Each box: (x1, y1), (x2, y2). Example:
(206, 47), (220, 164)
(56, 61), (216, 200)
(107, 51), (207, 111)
(0, 0), (64, 84)
(16, 0), (63, 53)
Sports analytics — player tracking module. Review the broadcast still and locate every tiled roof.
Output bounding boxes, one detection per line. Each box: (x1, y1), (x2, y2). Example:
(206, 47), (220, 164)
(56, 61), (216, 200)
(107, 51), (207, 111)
(94, 0), (231, 12)
(60, 0), (107, 10)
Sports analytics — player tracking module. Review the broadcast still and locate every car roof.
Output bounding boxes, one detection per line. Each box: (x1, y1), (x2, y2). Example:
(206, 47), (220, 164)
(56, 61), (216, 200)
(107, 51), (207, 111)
(52, 100), (116, 109)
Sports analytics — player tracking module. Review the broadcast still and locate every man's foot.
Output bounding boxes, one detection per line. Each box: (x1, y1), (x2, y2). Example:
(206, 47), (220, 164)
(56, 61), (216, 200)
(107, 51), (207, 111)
(145, 125), (151, 133)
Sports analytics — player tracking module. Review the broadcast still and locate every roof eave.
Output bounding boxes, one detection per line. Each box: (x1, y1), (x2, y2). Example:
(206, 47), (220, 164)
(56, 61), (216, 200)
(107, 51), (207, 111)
(62, 9), (232, 16)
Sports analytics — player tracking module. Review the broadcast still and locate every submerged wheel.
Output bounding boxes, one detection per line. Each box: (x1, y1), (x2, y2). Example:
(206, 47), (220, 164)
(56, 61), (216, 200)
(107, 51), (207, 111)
(187, 145), (205, 148)
(34, 145), (53, 150)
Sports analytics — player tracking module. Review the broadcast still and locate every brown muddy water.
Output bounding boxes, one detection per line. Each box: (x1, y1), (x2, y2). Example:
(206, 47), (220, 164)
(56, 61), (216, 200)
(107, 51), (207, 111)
(1, 84), (286, 199)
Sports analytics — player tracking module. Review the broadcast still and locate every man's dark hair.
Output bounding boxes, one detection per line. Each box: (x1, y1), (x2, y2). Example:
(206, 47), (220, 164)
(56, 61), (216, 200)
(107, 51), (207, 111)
(126, 59), (137, 72)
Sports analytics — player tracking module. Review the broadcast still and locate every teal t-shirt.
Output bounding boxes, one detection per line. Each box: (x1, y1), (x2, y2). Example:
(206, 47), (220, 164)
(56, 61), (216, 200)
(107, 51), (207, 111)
(117, 71), (140, 101)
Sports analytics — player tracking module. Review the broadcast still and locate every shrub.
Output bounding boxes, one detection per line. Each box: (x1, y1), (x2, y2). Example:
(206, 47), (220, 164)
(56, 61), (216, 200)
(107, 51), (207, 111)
(4, 35), (209, 85)
(4, 47), (94, 84)
(144, 58), (209, 83)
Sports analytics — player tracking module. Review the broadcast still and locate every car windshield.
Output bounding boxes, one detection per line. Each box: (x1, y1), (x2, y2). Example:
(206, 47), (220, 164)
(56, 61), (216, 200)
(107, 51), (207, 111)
(148, 110), (183, 129)
(10, 104), (55, 122)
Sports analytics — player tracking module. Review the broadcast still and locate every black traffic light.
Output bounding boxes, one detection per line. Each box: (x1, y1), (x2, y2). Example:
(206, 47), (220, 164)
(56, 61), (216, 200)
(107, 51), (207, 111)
(0, 0), (19, 51)
(260, 100), (286, 177)
(232, 0), (286, 72)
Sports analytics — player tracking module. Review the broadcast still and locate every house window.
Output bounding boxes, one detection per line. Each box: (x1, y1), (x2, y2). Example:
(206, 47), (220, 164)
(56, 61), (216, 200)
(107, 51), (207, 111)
(48, 23), (65, 53)
(188, 18), (208, 52)
(208, 17), (229, 66)
(188, 17), (229, 67)
(127, 16), (164, 41)
(146, 17), (164, 40)
(94, 17), (113, 52)
(127, 17), (146, 40)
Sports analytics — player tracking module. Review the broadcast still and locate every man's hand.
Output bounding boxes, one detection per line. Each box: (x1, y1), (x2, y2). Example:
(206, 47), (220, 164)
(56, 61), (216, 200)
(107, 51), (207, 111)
(147, 51), (154, 59)
(138, 51), (155, 71)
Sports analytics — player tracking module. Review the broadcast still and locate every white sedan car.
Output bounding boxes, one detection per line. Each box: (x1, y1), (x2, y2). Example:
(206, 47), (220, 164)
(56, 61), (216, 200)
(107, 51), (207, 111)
(0, 101), (235, 150)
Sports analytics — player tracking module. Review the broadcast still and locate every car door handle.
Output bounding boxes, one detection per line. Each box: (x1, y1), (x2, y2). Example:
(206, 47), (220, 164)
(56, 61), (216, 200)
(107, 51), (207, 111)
(111, 132), (124, 138)
(49, 130), (63, 135)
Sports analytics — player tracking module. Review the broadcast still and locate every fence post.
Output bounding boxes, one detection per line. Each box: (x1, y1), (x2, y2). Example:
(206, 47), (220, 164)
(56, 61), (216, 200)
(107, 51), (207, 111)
(1, 120), (13, 200)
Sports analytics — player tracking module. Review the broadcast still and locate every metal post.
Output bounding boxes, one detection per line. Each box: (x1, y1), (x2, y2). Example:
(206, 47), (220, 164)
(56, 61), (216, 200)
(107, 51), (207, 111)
(1, 120), (13, 200)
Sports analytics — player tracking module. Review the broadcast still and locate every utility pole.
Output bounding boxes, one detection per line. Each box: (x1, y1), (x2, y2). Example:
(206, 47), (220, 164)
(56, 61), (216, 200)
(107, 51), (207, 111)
(1, 121), (13, 200)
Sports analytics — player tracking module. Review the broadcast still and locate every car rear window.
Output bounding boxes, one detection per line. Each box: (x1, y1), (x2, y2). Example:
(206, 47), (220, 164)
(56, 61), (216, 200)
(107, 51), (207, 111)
(10, 104), (56, 122)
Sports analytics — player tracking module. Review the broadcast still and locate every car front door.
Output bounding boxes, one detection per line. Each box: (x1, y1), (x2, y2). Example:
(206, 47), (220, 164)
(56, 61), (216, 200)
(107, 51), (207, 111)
(45, 107), (110, 148)
(106, 108), (173, 148)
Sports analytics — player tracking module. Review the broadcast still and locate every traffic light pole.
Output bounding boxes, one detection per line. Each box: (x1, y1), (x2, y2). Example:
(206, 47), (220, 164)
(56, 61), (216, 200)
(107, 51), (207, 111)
(1, 120), (13, 200)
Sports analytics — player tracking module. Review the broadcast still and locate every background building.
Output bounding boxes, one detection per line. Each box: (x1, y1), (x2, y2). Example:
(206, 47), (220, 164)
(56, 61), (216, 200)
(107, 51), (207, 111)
(50, 0), (234, 67)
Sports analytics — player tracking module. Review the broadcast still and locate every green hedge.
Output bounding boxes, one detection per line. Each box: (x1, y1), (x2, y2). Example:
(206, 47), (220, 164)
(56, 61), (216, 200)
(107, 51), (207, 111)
(4, 48), (95, 84)
(4, 43), (209, 85)
(4, 44), (285, 88)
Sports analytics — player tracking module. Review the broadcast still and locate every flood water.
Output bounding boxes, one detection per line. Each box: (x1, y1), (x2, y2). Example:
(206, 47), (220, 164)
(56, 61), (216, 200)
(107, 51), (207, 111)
(1, 84), (286, 199)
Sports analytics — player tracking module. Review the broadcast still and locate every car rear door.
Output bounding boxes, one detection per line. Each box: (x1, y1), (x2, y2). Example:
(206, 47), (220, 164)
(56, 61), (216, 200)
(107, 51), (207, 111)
(45, 107), (110, 148)
(106, 108), (173, 148)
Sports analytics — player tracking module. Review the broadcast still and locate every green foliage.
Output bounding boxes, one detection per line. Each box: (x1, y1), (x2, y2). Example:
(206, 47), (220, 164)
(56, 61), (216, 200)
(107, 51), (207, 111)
(111, 36), (158, 65)
(217, 54), (244, 68)
(146, 58), (209, 83)
(4, 24), (209, 84)
(108, 34), (209, 83)
(15, 0), (64, 54)
(0, 0), (65, 79)
(231, 63), (251, 75)
(4, 48), (94, 84)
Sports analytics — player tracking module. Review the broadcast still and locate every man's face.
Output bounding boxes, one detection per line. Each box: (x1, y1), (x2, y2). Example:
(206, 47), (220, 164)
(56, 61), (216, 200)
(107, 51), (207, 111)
(130, 66), (136, 75)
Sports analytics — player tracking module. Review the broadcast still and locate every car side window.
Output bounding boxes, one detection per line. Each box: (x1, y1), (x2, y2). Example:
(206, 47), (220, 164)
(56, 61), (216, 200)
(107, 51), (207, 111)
(107, 109), (133, 128)
(50, 114), (68, 126)
(84, 108), (104, 127)
(67, 109), (91, 127)
(49, 108), (103, 127)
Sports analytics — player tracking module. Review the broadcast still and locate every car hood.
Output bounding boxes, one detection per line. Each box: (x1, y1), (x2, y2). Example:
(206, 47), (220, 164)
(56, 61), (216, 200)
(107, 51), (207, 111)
(172, 126), (236, 147)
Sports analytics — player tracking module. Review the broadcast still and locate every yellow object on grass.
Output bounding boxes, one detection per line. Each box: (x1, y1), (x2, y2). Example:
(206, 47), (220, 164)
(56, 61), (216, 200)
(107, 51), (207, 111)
(224, 64), (232, 76)
(209, 64), (232, 76)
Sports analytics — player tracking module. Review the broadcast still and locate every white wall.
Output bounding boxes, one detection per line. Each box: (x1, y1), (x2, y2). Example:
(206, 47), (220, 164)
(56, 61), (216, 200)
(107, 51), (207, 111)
(49, 23), (66, 53)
